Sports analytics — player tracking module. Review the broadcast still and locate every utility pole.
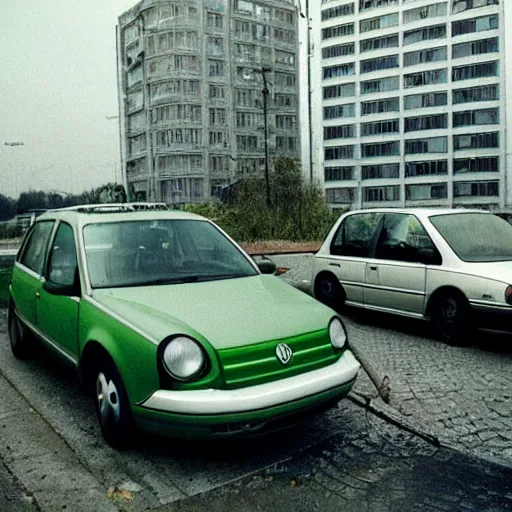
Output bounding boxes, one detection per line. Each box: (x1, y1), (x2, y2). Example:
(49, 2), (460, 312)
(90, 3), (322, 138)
(261, 67), (272, 208)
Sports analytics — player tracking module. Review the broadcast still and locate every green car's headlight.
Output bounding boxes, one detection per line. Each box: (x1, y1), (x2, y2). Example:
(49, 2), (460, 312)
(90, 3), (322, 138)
(162, 336), (205, 381)
(329, 317), (348, 350)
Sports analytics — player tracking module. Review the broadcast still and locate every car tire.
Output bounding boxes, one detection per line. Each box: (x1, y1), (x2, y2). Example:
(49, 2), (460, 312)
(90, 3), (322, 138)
(92, 357), (134, 449)
(431, 291), (472, 346)
(8, 305), (31, 359)
(315, 274), (345, 313)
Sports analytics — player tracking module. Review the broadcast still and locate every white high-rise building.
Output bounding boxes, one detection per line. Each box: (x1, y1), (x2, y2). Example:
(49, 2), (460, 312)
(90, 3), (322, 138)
(312, 0), (511, 211)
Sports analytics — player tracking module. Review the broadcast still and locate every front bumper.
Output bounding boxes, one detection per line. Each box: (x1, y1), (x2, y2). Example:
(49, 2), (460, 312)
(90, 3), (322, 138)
(140, 350), (360, 415)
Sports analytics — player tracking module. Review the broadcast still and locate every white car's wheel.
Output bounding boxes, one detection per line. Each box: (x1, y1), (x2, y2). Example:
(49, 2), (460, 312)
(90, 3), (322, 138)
(315, 274), (345, 312)
(431, 292), (472, 346)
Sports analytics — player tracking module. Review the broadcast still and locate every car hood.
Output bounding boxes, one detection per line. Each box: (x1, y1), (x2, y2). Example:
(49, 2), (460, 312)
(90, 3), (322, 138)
(460, 260), (512, 284)
(91, 275), (334, 349)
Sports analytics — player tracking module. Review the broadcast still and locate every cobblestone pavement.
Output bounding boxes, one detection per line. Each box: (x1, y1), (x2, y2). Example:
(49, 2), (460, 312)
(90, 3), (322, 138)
(273, 254), (512, 468)
(159, 407), (512, 512)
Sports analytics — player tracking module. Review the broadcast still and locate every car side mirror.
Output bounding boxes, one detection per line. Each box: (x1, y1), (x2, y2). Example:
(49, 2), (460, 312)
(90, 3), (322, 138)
(257, 258), (277, 275)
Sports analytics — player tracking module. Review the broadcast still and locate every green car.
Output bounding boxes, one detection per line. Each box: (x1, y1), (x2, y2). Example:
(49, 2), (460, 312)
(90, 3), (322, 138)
(8, 204), (360, 448)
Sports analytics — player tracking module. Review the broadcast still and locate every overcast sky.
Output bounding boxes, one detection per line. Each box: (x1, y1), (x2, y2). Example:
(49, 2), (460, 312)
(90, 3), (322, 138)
(0, 0), (136, 199)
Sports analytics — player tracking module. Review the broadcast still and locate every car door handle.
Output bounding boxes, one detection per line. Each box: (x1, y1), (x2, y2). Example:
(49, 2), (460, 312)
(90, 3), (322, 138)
(369, 266), (378, 271)
(329, 263), (340, 268)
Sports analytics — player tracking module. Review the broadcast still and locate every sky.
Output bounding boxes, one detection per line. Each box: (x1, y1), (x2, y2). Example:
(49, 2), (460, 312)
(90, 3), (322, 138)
(0, 0), (310, 200)
(0, 0), (137, 199)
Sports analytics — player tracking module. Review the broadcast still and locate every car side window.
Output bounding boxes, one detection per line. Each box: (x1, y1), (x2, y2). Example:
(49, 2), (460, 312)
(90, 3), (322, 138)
(331, 213), (382, 257)
(19, 221), (54, 275)
(375, 214), (441, 264)
(47, 223), (78, 287)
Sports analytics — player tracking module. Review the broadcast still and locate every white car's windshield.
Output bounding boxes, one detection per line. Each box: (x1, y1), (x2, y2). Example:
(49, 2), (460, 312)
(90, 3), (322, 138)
(430, 213), (512, 262)
(83, 219), (257, 288)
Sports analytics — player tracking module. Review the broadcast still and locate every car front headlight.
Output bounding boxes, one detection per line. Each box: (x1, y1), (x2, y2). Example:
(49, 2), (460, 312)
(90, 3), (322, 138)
(329, 317), (348, 350)
(162, 336), (205, 381)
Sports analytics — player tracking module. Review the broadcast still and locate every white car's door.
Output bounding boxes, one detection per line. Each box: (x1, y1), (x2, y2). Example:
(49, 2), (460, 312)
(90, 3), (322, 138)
(364, 213), (440, 315)
(324, 212), (383, 307)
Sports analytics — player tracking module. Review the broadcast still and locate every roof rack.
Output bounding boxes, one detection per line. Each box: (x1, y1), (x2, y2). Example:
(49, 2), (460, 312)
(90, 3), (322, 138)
(51, 202), (170, 214)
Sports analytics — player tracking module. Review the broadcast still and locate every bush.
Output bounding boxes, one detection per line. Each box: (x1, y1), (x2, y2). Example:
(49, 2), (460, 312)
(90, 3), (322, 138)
(186, 157), (339, 242)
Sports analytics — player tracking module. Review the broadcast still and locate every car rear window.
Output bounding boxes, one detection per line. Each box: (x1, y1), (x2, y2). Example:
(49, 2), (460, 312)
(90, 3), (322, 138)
(430, 213), (512, 262)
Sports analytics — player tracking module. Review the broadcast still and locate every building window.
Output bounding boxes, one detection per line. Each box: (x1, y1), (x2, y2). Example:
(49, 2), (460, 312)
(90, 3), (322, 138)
(324, 103), (356, 119)
(364, 186), (400, 202)
(322, 23), (354, 39)
(452, 0), (499, 15)
(360, 55), (399, 73)
(209, 131), (227, 146)
(208, 60), (224, 77)
(276, 115), (296, 130)
(406, 183), (447, 200)
(404, 92), (447, 110)
(405, 137), (447, 154)
(323, 83), (356, 99)
(452, 84), (499, 104)
(361, 142), (400, 158)
(206, 36), (224, 57)
(322, 3), (355, 20)
(322, 43), (355, 59)
(206, 12), (223, 29)
(360, 34), (399, 53)
(452, 14), (499, 36)
(452, 61), (499, 82)
(404, 69), (447, 88)
(404, 47), (447, 66)
(324, 125), (356, 140)
(453, 108), (499, 127)
(453, 132), (499, 150)
(360, 13), (399, 33)
(209, 108), (226, 125)
(236, 135), (258, 151)
(452, 37), (499, 59)
(209, 84), (225, 100)
(405, 160), (448, 177)
(325, 145), (355, 160)
(404, 3), (448, 23)
(326, 188), (356, 204)
(453, 157), (499, 174)
(359, 0), (398, 11)
(362, 163), (400, 179)
(276, 137), (297, 152)
(454, 181), (499, 197)
(404, 24), (446, 45)
(325, 166), (354, 181)
(361, 98), (400, 115)
(361, 119), (399, 136)
(404, 114), (448, 132)
(361, 76), (399, 95)
(323, 63), (356, 79)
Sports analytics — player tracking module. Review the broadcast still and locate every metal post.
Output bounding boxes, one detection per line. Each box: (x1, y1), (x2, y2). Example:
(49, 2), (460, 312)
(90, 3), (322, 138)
(306, 0), (313, 184)
(261, 67), (271, 208)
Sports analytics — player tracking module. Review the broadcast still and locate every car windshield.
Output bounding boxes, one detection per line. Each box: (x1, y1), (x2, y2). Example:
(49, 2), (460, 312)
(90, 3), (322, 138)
(83, 219), (258, 288)
(430, 213), (512, 262)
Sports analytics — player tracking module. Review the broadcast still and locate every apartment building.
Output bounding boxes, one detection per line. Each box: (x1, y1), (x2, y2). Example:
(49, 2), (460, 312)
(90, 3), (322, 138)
(117, 0), (300, 204)
(312, 0), (511, 211)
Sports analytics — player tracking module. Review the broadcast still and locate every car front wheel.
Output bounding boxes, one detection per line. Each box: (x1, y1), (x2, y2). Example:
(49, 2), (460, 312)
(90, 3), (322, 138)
(431, 292), (472, 346)
(93, 358), (134, 449)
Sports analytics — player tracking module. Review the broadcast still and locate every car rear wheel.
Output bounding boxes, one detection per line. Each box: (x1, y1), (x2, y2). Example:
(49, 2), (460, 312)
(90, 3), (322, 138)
(431, 292), (472, 346)
(315, 274), (345, 312)
(8, 306), (31, 359)
(93, 358), (134, 449)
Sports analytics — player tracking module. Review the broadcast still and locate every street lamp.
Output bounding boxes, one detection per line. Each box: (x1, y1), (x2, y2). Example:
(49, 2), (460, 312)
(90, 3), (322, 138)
(243, 66), (272, 208)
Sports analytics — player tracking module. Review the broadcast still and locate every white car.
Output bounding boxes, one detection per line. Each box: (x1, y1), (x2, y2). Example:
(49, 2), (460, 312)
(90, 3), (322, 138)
(312, 208), (512, 345)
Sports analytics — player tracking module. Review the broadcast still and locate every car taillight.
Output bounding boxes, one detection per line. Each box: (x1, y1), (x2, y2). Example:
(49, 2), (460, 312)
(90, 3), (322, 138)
(505, 286), (512, 305)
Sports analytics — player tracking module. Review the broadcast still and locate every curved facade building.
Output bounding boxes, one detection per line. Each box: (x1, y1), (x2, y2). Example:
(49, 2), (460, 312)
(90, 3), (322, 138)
(117, 0), (300, 203)
(313, 0), (511, 211)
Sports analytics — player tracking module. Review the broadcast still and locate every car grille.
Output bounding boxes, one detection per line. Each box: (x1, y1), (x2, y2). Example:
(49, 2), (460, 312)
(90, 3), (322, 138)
(217, 329), (339, 389)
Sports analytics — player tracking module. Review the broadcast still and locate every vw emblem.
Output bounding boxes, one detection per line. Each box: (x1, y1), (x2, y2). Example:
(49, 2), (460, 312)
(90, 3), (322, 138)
(276, 343), (293, 365)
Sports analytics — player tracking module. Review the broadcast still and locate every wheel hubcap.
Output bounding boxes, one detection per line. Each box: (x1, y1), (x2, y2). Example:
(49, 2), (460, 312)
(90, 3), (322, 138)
(320, 279), (334, 299)
(96, 372), (120, 424)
